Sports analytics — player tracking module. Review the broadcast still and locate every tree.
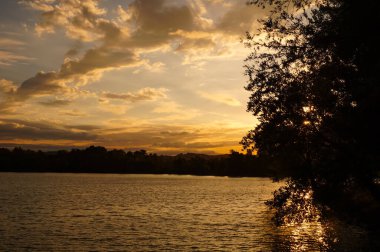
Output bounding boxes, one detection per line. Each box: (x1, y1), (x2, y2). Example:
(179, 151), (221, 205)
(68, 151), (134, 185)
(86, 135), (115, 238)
(242, 0), (380, 224)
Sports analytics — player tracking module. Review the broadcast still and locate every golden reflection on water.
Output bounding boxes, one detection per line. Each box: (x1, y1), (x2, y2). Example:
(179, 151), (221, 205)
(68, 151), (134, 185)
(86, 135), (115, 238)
(272, 185), (337, 251)
(270, 188), (374, 252)
(284, 220), (330, 251)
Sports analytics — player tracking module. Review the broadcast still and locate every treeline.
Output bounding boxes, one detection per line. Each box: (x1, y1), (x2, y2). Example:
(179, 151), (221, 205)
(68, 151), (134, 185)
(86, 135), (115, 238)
(0, 146), (276, 177)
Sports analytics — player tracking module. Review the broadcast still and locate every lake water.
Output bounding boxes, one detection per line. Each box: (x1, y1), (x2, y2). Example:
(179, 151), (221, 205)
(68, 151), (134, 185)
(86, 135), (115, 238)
(0, 173), (376, 251)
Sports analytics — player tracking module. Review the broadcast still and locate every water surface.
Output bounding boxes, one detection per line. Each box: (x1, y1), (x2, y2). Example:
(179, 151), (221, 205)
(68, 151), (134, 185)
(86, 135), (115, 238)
(0, 173), (374, 251)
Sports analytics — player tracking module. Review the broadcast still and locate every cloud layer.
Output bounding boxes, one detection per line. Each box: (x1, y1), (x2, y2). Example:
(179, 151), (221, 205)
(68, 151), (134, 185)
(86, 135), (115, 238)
(0, 0), (263, 154)
(6, 0), (262, 102)
(0, 118), (245, 154)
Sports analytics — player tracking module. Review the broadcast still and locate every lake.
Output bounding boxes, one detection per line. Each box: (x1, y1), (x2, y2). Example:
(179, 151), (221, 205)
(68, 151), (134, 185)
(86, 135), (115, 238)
(0, 173), (375, 251)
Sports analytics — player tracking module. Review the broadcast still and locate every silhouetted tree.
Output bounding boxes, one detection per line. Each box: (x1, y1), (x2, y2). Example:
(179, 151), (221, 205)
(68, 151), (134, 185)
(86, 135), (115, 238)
(243, 0), (380, 224)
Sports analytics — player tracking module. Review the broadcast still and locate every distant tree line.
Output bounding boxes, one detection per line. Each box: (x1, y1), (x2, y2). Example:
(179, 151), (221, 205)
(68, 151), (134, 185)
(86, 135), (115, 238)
(0, 146), (277, 177)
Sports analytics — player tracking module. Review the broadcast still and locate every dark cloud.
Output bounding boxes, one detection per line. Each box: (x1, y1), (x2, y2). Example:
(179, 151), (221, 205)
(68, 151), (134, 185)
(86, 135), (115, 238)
(11, 46), (140, 100)
(216, 2), (265, 34)
(160, 130), (190, 136)
(0, 143), (86, 151)
(38, 98), (71, 107)
(60, 110), (86, 117)
(0, 119), (97, 141)
(15, 71), (61, 100)
(100, 126), (238, 153)
(125, 0), (195, 48)
(0, 118), (242, 154)
(153, 149), (217, 155)
(64, 124), (101, 131)
(59, 46), (138, 78)
(153, 141), (226, 149)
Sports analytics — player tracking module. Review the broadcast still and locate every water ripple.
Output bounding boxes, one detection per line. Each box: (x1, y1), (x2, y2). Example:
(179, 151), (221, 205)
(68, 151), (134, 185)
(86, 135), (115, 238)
(0, 173), (374, 251)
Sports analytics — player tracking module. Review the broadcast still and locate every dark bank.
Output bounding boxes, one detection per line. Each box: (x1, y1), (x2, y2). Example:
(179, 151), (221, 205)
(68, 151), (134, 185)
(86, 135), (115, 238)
(0, 146), (276, 177)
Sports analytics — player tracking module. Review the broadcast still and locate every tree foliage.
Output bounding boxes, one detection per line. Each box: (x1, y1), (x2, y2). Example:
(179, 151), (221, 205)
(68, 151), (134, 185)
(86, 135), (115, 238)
(243, 0), (380, 224)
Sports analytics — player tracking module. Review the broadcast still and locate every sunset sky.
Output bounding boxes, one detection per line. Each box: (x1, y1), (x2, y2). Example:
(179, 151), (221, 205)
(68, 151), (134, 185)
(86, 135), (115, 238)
(0, 0), (265, 154)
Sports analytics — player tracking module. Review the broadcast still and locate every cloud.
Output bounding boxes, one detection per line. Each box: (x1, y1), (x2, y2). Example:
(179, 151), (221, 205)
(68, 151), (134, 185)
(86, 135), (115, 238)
(0, 79), (20, 113)
(20, 0), (55, 12)
(151, 100), (200, 121)
(0, 117), (247, 154)
(9, 0), (140, 101)
(0, 50), (33, 66)
(123, 0), (195, 48)
(152, 101), (182, 114)
(7, 44), (142, 101)
(104, 127), (242, 154)
(97, 125), (228, 152)
(0, 0), (263, 154)
(15, 71), (62, 99)
(7, 0), (263, 104)
(102, 87), (168, 102)
(0, 79), (17, 94)
(153, 141), (223, 149)
(25, 0), (257, 57)
(0, 118), (96, 141)
(21, 0), (107, 41)
(0, 142), (86, 151)
(60, 109), (86, 117)
(215, 2), (262, 35)
(38, 98), (71, 107)
(176, 36), (216, 52)
(64, 124), (100, 131)
(198, 91), (241, 106)
(10, 0), (201, 103)
(0, 38), (25, 47)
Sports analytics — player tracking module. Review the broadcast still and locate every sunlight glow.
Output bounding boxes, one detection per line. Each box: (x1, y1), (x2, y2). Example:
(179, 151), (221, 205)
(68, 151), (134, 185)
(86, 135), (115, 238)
(303, 120), (311, 125)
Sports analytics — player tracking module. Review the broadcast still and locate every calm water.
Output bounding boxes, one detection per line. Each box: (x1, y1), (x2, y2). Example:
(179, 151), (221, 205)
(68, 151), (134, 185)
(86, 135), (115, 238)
(0, 173), (375, 251)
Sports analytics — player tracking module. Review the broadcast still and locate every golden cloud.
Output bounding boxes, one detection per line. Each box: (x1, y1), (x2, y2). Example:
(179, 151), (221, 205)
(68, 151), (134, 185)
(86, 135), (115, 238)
(8, 0), (264, 104)
(102, 87), (168, 103)
(198, 91), (241, 107)
(0, 50), (33, 66)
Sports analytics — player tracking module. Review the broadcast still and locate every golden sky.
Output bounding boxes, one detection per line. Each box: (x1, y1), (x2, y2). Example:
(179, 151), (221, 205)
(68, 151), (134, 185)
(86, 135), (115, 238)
(0, 0), (264, 154)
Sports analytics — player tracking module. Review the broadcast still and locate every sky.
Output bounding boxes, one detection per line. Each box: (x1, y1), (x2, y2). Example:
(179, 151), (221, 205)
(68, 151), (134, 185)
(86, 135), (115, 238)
(0, 0), (266, 155)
